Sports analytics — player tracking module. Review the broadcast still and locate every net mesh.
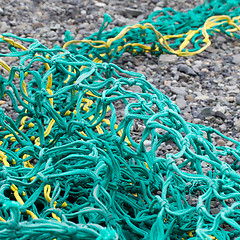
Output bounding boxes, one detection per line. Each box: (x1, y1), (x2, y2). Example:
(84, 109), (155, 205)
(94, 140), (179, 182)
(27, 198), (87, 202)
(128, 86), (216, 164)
(0, 0), (240, 239)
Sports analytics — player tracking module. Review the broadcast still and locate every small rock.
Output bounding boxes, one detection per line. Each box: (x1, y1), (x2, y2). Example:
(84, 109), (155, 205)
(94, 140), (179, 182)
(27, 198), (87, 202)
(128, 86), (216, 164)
(177, 64), (197, 76)
(124, 8), (144, 18)
(186, 95), (194, 102)
(213, 111), (227, 120)
(32, 22), (44, 29)
(193, 118), (202, 124)
(144, 140), (151, 151)
(236, 94), (240, 105)
(234, 120), (240, 131)
(0, 22), (7, 32)
(206, 46), (217, 53)
(216, 35), (226, 43)
(232, 54), (240, 65)
(216, 139), (226, 146)
(195, 95), (209, 101)
(211, 208), (220, 215)
(170, 87), (187, 96)
(95, 2), (106, 7)
(215, 118), (223, 125)
(153, 7), (162, 11)
(176, 99), (186, 110)
(159, 54), (178, 62)
(200, 107), (213, 117)
(225, 96), (235, 103)
(213, 104), (227, 114)
(219, 124), (227, 132)
(166, 145), (173, 150)
(50, 24), (61, 31)
(12, 113), (18, 120)
(205, 116), (215, 121)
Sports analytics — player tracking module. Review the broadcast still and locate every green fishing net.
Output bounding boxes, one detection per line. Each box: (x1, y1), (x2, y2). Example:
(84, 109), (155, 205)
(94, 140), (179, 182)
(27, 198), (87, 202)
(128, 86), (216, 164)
(0, 0), (239, 239)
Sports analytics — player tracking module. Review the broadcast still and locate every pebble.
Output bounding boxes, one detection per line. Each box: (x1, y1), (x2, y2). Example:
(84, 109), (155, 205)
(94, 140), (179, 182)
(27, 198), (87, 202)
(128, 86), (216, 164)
(124, 8), (144, 18)
(32, 22), (44, 29)
(0, 22), (7, 32)
(195, 95), (209, 101)
(177, 64), (197, 76)
(159, 54), (178, 62)
(236, 94), (240, 105)
(193, 118), (202, 124)
(232, 54), (240, 65)
(211, 208), (220, 215)
(200, 107), (213, 117)
(95, 2), (106, 7)
(219, 124), (227, 132)
(234, 120), (240, 131)
(170, 86), (187, 96)
(216, 35), (226, 43)
(213, 111), (227, 120)
(144, 140), (151, 151)
(176, 98), (187, 110)
(154, 7), (163, 11)
(186, 95), (194, 102)
(216, 139), (226, 146)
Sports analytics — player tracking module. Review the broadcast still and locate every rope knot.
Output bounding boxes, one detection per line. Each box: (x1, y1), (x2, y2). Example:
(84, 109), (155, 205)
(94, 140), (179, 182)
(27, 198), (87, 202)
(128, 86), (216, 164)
(220, 162), (230, 176)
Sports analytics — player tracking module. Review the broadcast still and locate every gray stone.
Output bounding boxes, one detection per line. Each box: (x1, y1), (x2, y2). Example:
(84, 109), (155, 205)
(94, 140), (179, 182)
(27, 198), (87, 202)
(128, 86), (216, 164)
(232, 54), (240, 65)
(213, 111), (227, 120)
(0, 22), (7, 32)
(236, 94), (240, 105)
(124, 8), (144, 18)
(206, 46), (217, 53)
(33, 22), (44, 29)
(205, 116), (215, 121)
(234, 120), (240, 131)
(153, 7), (163, 11)
(177, 64), (197, 76)
(215, 118), (223, 125)
(195, 95), (209, 101)
(193, 118), (202, 124)
(50, 24), (61, 31)
(166, 145), (173, 150)
(95, 2), (106, 7)
(200, 107), (213, 117)
(176, 98), (187, 110)
(144, 140), (151, 151)
(170, 87), (187, 96)
(216, 36), (226, 43)
(211, 208), (220, 215)
(219, 124), (227, 132)
(159, 54), (178, 62)
(192, 65), (200, 73)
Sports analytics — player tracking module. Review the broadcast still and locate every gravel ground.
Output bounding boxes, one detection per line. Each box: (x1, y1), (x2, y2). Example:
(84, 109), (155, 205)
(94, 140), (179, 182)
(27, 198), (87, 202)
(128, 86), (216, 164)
(0, 0), (239, 144)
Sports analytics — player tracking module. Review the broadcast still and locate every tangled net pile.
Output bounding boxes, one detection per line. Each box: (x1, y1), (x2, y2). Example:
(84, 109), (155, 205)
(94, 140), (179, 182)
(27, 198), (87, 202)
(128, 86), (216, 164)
(0, 0), (240, 239)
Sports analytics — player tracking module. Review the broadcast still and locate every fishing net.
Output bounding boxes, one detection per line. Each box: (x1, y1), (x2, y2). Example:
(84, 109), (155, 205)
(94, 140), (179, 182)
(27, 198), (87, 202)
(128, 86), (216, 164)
(0, 0), (240, 239)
